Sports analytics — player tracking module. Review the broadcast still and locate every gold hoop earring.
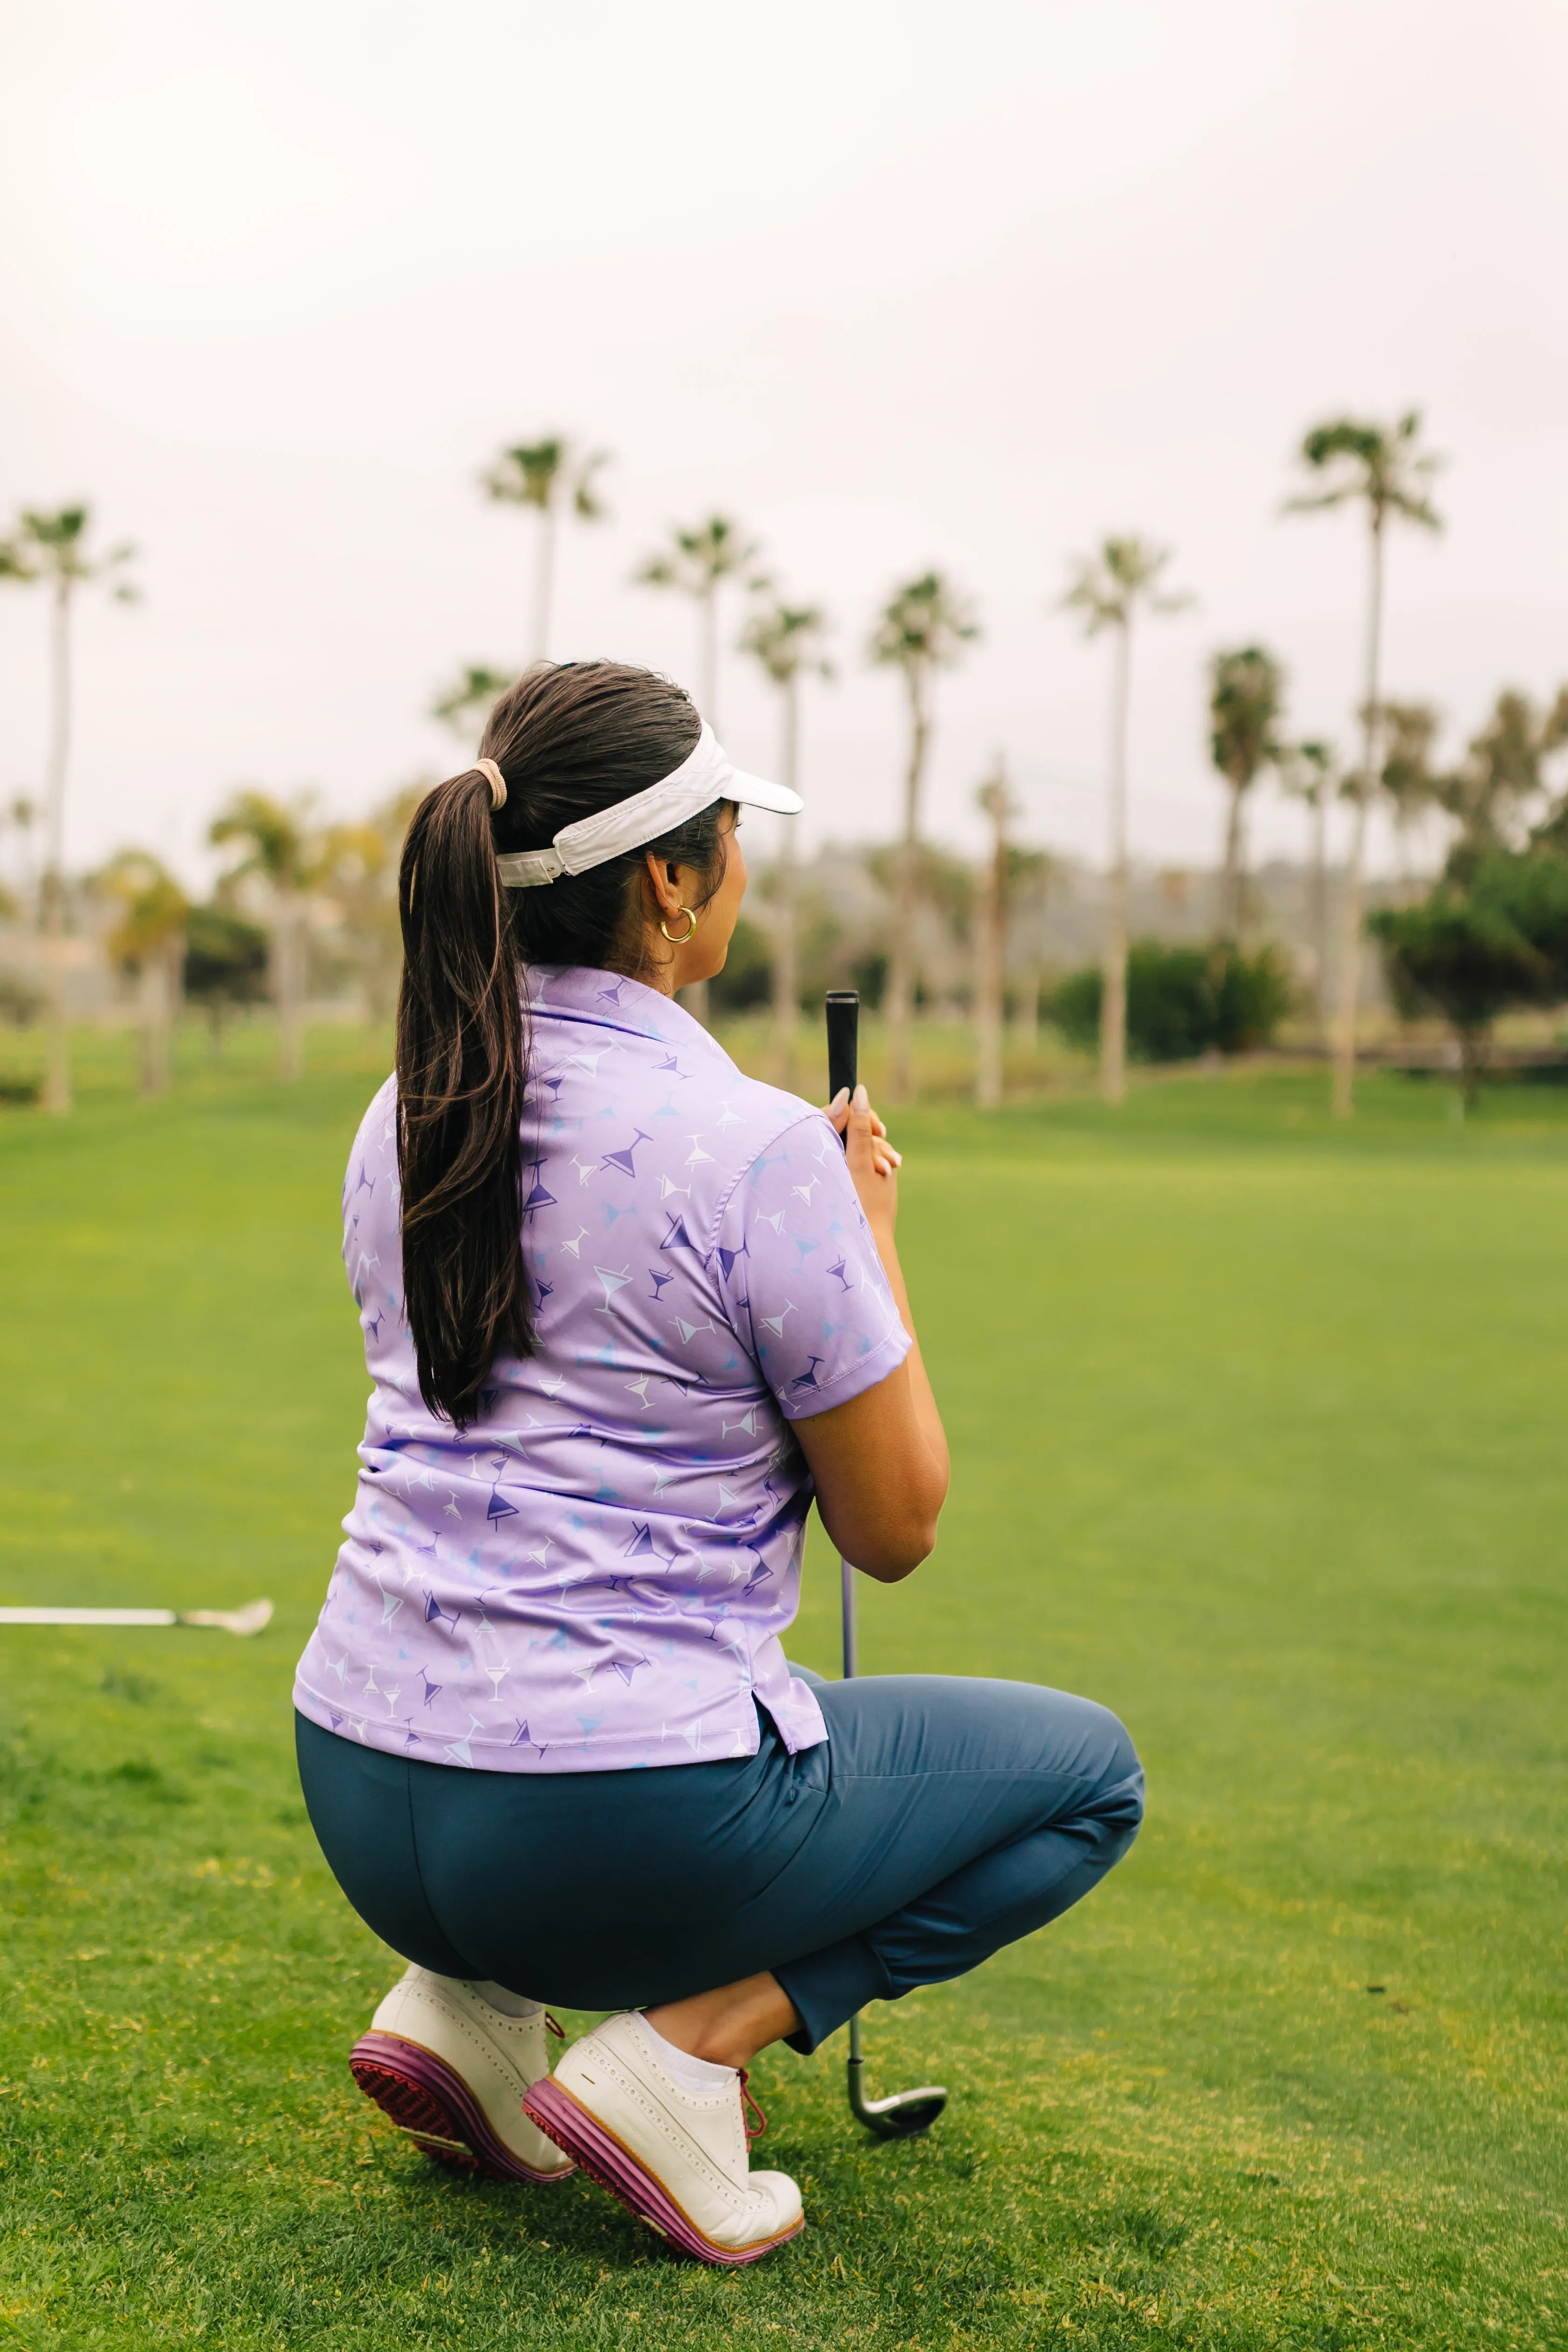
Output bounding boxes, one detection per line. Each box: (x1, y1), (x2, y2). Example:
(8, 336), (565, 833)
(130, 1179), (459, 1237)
(659, 906), (699, 945)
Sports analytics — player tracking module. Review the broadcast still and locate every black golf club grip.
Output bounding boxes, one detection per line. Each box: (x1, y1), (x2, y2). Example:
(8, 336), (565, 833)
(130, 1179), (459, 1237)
(826, 990), (859, 1113)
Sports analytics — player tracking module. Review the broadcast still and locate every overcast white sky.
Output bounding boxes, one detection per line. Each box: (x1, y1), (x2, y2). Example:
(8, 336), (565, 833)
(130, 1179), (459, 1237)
(3, 0), (1566, 888)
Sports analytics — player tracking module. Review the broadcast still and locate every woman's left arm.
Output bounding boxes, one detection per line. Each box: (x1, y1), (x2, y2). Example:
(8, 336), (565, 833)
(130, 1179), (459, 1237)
(791, 1086), (949, 1581)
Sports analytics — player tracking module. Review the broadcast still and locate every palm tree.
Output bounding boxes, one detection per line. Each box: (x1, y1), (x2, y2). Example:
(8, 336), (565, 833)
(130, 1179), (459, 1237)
(739, 595), (833, 1087)
(1209, 645), (1285, 940)
(973, 759), (1017, 1109)
(96, 850), (189, 1098)
(210, 790), (320, 1081)
(1442, 686), (1568, 872)
(1286, 412), (1442, 1114)
(1276, 739), (1337, 1036)
(1006, 847), (1054, 1051)
(1377, 701), (1443, 885)
(868, 572), (980, 1103)
(634, 515), (761, 728)
(482, 437), (610, 666)
(1061, 537), (1190, 1106)
(431, 663), (515, 745)
(0, 506), (139, 1112)
(636, 514), (764, 1029)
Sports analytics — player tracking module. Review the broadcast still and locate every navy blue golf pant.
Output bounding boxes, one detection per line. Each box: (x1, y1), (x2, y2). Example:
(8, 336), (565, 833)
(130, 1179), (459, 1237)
(296, 1668), (1144, 2054)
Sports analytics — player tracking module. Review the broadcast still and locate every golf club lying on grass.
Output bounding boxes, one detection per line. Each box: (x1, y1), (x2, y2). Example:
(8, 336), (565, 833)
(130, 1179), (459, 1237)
(0, 1599), (273, 1636)
(826, 989), (948, 2143)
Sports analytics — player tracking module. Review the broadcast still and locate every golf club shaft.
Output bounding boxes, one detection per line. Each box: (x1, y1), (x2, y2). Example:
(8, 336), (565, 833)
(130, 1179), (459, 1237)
(829, 994), (861, 1680)
(826, 987), (871, 2086)
(0, 1599), (273, 1636)
(0, 1607), (179, 1625)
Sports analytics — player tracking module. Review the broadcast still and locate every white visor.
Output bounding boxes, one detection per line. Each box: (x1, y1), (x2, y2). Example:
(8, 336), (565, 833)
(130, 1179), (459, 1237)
(495, 721), (801, 889)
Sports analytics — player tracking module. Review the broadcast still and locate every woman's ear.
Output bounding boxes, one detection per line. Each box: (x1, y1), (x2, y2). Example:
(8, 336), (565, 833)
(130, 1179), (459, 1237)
(643, 847), (682, 917)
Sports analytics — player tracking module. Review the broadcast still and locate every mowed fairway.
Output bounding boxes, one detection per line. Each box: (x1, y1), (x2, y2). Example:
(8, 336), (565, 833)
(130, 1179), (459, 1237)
(1, 1035), (1565, 2352)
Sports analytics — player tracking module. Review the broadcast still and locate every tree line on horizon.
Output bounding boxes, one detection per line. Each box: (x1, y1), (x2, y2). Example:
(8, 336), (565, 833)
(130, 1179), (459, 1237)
(5, 413), (1568, 1115)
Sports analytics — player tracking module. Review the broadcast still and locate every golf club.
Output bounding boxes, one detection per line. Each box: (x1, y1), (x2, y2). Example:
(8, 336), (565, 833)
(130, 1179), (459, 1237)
(0, 1599), (274, 1636)
(826, 989), (948, 2142)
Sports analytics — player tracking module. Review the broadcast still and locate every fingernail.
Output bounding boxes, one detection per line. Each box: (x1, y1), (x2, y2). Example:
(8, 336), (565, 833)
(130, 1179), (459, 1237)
(853, 1083), (869, 1109)
(829, 1086), (849, 1108)
(887, 1148), (903, 1165)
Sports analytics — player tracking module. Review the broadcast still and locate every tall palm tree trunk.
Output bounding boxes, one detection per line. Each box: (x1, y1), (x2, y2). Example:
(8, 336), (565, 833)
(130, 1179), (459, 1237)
(531, 502), (558, 666)
(697, 589), (718, 727)
(42, 578), (73, 1115)
(772, 676), (799, 1090)
(887, 665), (930, 1105)
(974, 803), (1005, 1110)
(678, 587), (721, 1030)
(1220, 785), (1246, 940)
(1309, 794), (1329, 1042)
(274, 891), (305, 1083)
(1100, 620), (1131, 1106)
(137, 942), (177, 1099)
(1333, 519), (1385, 1117)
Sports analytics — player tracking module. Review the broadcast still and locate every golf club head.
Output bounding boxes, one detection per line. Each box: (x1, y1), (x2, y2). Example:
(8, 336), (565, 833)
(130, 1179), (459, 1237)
(847, 2058), (947, 2140)
(178, 1598), (274, 1637)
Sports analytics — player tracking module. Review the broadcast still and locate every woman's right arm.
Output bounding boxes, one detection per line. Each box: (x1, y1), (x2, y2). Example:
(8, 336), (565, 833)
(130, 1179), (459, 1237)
(792, 1087), (950, 1582)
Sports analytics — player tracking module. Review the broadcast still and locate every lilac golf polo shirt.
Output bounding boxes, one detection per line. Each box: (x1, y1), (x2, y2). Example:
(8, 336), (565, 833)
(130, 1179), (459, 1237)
(294, 965), (911, 1774)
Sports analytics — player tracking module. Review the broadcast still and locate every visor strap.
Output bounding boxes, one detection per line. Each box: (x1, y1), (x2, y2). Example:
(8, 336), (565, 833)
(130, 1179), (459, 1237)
(495, 722), (734, 889)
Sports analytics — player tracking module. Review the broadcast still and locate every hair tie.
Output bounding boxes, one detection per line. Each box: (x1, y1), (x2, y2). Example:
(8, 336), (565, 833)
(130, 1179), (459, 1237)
(475, 757), (507, 811)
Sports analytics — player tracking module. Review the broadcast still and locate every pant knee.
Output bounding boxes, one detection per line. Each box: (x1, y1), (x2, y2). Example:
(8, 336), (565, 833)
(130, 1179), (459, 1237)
(1076, 1702), (1145, 1851)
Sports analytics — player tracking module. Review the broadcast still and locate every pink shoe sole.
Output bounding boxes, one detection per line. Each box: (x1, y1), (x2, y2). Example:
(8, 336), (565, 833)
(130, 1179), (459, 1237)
(350, 2030), (573, 2184)
(523, 2077), (805, 2266)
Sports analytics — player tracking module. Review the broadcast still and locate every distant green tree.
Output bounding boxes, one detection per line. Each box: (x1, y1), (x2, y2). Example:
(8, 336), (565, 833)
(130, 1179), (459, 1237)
(869, 571), (980, 1101)
(94, 850), (189, 1098)
(183, 904), (269, 1056)
(1209, 645), (1285, 939)
(739, 594), (832, 1085)
(0, 505), (140, 1113)
(210, 790), (321, 1081)
(430, 664), (515, 745)
(706, 914), (774, 1017)
(1369, 892), (1545, 1108)
(1442, 686), (1568, 875)
(1062, 536), (1191, 1106)
(1285, 412), (1442, 1114)
(1051, 941), (1292, 1064)
(482, 436), (610, 665)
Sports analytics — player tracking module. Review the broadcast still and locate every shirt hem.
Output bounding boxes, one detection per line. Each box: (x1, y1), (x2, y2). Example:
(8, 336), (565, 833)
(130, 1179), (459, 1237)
(291, 1681), (828, 1776)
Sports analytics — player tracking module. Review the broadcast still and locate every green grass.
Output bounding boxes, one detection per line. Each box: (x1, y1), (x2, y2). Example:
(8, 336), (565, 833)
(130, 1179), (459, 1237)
(2, 1032), (1566, 2349)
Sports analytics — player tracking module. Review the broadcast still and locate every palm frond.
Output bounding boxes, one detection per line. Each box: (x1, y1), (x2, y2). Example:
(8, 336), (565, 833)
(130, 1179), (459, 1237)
(634, 514), (763, 599)
(740, 594), (834, 685)
(1285, 412), (1444, 532)
(868, 571), (980, 672)
(1061, 537), (1188, 634)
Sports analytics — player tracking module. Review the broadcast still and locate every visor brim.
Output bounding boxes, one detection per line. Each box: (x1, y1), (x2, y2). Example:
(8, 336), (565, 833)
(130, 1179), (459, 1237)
(728, 767), (804, 817)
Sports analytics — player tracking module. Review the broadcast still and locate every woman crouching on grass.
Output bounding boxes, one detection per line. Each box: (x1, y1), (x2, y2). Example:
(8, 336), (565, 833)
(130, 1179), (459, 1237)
(294, 660), (1144, 2265)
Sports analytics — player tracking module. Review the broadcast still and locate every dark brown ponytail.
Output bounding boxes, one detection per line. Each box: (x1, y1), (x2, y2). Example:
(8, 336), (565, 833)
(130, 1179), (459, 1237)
(395, 660), (728, 1428)
(397, 767), (528, 1428)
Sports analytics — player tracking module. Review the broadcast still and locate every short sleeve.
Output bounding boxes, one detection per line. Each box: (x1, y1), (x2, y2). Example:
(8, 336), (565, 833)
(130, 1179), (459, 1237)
(713, 1110), (911, 1419)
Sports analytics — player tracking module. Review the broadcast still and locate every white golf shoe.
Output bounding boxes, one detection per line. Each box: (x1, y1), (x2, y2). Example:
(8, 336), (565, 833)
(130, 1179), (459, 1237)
(524, 2011), (804, 2264)
(350, 1965), (575, 2183)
